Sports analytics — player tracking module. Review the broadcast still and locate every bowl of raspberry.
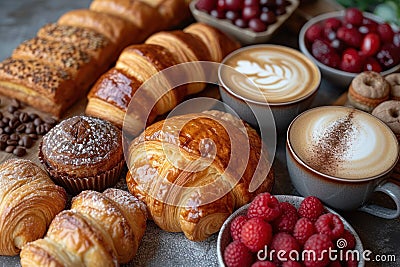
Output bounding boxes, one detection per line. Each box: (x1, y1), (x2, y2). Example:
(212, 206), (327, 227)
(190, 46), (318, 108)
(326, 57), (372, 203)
(299, 8), (400, 89)
(218, 194), (364, 267)
(190, 0), (300, 44)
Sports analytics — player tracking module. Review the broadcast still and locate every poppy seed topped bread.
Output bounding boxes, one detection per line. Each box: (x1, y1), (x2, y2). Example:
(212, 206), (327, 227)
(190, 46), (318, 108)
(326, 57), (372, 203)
(39, 115), (124, 194)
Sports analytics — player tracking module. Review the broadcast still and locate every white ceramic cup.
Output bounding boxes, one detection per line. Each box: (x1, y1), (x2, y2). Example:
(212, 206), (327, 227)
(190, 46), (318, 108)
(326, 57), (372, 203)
(286, 106), (400, 219)
(218, 44), (321, 134)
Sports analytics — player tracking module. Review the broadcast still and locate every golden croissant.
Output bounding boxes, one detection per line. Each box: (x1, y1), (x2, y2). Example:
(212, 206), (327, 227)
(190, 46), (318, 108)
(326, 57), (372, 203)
(126, 110), (274, 241)
(20, 188), (147, 266)
(0, 159), (67, 256)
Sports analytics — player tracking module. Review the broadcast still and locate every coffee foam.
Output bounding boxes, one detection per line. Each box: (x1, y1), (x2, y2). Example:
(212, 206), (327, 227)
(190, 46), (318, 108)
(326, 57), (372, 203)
(220, 45), (320, 104)
(289, 106), (399, 179)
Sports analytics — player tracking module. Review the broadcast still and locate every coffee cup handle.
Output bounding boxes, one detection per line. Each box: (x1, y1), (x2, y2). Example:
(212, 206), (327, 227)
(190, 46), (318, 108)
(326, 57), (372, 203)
(358, 182), (400, 219)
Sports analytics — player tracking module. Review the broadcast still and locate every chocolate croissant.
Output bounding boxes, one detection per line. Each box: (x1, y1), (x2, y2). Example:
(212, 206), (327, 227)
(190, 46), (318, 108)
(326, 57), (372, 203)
(0, 159), (67, 256)
(20, 188), (147, 266)
(126, 110), (274, 241)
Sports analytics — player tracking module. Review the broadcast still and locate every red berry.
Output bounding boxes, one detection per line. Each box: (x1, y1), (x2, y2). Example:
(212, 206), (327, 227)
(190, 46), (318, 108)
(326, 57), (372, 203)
(324, 17), (342, 31)
(361, 33), (381, 56)
(230, 215), (248, 241)
(224, 240), (255, 267)
(247, 193), (281, 221)
(377, 22), (395, 43)
(195, 0), (217, 12)
(364, 57), (382, 72)
(305, 24), (323, 43)
(241, 217), (273, 252)
(235, 18), (248, 28)
(340, 48), (363, 73)
(315, 213), (344, 240)
(243, 6), (260, 20)
(270, 233), (300, 263)
(252, 261), (277, 267)
(339, 229), (356, 250)
(344, 8), (364, 26)
(249, 18), (267, 32)
(210, 9), (225, 19)
(273, 202), (299, 233)
(362, 18), (378, 33)
(225, 0), (243, 11)
(298, 196), (325, 223)
(226, 10), (240, 21)
(293, 218), (316, 246)
(337, 27), (363, 48)
(344, 253), (359, 267)
(376, 44), (400, 69)
(303, 234), (334, 267)
(217, 0), (227, 10)
(260, 11), (277, 25)
(244, 0), (259, 6)
(328, 260), (342, 267)
(311, 39), (341, 68)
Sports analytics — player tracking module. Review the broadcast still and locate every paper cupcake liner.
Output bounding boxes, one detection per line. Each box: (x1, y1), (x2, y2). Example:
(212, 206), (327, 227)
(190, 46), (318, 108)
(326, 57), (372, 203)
(39, 143), (125, 195)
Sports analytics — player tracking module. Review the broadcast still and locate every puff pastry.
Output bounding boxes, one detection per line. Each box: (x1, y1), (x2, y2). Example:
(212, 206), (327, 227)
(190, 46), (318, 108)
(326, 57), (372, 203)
(20, 188), (147, 266)
(126, 110), (274, 241)
(0, 159), (67, 256)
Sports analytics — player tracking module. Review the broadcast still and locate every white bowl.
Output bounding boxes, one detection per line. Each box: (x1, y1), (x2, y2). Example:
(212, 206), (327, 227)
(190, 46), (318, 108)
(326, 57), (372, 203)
(190, 0), (300, 45)
(298, 10), (400, 89)
(217, 195), (365, 267)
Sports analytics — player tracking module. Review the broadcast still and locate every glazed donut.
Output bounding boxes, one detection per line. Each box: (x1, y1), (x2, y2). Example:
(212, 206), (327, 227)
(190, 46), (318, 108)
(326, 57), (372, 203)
(372, 100), (400, 175)
(385, 73), (400, 101)
(347, 71), (390, 112)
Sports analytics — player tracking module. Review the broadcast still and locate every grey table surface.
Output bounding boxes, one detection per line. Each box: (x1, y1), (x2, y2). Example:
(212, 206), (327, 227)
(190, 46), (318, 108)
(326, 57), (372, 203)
(0, 0), (399, 266)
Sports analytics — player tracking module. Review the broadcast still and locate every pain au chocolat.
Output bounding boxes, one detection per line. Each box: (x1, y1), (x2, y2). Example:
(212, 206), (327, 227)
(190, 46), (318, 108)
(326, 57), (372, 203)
(126, 110), (274, 241)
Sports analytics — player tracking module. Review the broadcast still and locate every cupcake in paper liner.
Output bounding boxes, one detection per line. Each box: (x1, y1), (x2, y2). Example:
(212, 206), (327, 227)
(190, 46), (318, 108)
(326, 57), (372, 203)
(39, 116), (125, 195)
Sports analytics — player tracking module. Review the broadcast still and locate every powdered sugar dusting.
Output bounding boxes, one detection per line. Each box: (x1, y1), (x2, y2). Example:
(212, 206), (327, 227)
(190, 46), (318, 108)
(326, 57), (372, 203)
(42, 116), (121, 166)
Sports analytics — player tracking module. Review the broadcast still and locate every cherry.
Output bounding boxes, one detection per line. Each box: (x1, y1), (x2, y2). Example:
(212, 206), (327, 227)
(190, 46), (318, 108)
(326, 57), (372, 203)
(360, 18), (378, 34)
(311, 39), (341, 68)
(242, 6), (260, 20)
(337, 27), (363, 48)
(344, 8), (364, 26)
(234, 18), (248, 28)
(377, 23), (395, 43)
(195, 0), (217, 12)
(217, 0), (227, 11)
(376, 44), (400, 68)
(249, 18), (267, 32)
(210, 9), (225, 19)
(244, 0), (259, 6)
(340, 48), (363, 73)
(225, 0), (243, 11)
(225, 10), (240, 21)
(361, 33), (381, 56)
(364, 57), (382, 72)
(305, 24), (323, 43)
(324, 18), (342, 31)
(260, 11), (277, 25)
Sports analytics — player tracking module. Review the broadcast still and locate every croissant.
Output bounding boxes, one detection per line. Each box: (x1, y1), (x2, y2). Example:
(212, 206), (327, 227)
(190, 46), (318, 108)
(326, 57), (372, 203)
(20, 188), (147, 266)
(0, 159), (67, 256)
(126, 110), (274, 241)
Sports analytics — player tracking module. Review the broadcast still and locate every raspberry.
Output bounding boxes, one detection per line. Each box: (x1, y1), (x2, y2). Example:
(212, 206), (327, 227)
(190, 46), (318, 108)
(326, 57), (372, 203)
(339, 229), (356, 250)
(282, 260), (304, 267)
(377, 22), (394, 43)
(298, 196), (325, 222)
(241, 217), (273, 252)
(311, 39), (341, 68)
(224, 240), (255, 267)
(303, 234), (334, 267)
(344, 8), (364, 26)
(230, 215), (248, 241)
(340, 48), (363, 73)
(247, 193), (281, 221)
(293, 218), (316, 246)
(270, 233), (300, 263)
(315, 213), (344, 240)
(305, 24), (323, 43)
(337, 27), (363, 48)
(273, 202), (299, 233)
(252, 261), (277, 267)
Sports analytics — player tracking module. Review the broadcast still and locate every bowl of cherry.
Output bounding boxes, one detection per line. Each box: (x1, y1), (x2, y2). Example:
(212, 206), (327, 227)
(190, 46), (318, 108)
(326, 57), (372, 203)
(299, 8), (400, 89)
(190, 0), (300, 44)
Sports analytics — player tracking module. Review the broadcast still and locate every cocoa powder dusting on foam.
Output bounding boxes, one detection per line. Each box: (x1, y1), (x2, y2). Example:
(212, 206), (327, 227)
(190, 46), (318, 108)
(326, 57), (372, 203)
(309, 111), (355, 176)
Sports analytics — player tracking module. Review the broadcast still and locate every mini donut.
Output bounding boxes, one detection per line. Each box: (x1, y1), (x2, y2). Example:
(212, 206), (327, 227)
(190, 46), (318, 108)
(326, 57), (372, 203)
(372, 100), (400, 135)
(347, 71), (390, 112)
(385, 73), (400, 101)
